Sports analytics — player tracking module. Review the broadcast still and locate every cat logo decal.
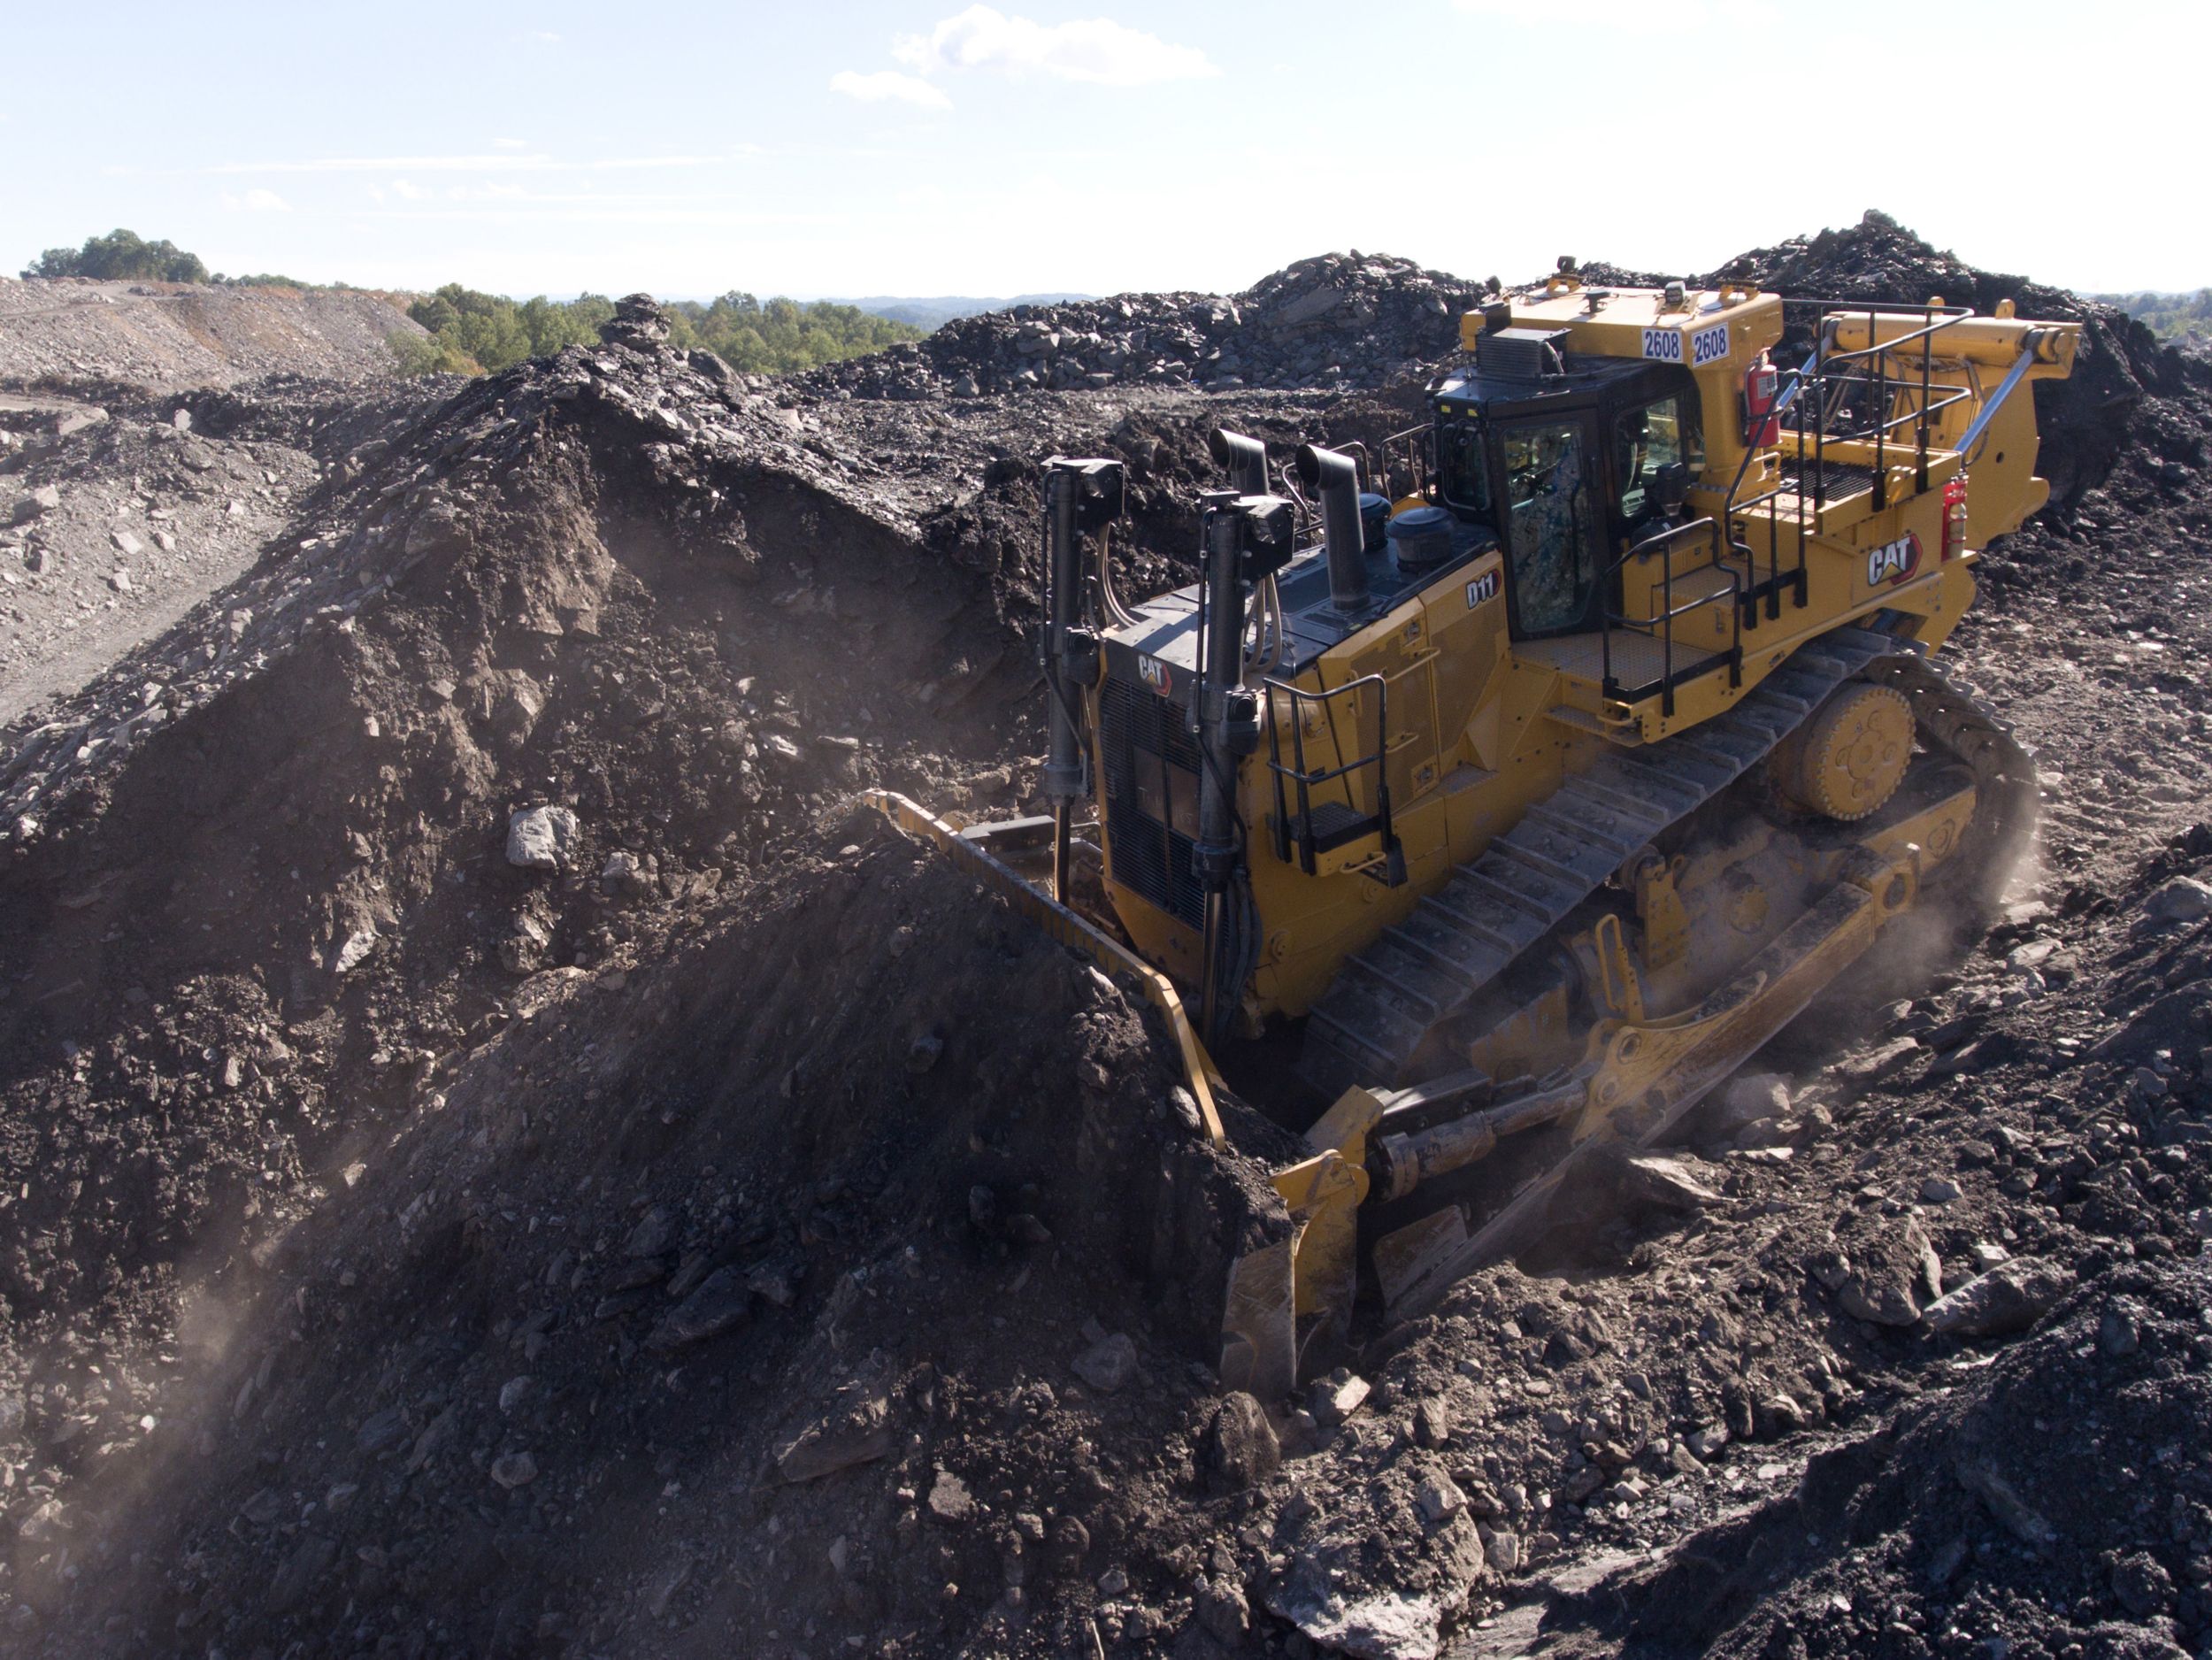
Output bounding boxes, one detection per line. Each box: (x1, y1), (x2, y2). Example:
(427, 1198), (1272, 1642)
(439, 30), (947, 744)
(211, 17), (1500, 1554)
(1866, 532), (1923, 588)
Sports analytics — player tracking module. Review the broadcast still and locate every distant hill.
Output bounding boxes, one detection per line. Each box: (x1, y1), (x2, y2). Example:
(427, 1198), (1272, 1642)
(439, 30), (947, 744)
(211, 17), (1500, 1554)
(831, 293), (1095, 331)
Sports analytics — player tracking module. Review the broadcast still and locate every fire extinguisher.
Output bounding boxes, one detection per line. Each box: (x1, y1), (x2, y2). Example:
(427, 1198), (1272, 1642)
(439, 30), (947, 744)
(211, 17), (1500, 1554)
(1941, 473), (1969, 561)
(1741, 350), (1781, 448)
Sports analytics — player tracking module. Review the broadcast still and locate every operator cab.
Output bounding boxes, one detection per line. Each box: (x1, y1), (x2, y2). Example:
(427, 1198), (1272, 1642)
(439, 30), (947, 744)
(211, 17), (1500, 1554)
(1431, 322), (1703, 643)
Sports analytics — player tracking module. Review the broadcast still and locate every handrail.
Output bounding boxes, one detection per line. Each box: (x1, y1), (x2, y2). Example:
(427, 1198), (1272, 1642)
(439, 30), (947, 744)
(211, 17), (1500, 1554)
(1598, 515), (1742, 717)
(1263, 672), (1397, 877)
(1380, 422), (1434, 501)
(1704, 297), (1985, 633)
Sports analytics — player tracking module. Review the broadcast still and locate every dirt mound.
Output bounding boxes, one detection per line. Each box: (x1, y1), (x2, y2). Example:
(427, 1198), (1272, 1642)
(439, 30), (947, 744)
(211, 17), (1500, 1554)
(5, 834), (1286, 1656)
(800, 251), (1476, 401)
(0, 277), (427, 396)
(0, 306), (1071, 1361)
(0, 304), (1344, 1653)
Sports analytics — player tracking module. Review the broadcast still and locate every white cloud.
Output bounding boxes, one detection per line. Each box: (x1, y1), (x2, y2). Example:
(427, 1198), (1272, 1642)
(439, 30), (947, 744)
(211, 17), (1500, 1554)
(829, 69), (955, 110)
(220, 188), (291, 211)
(392, 180), (429, 200)
(525, 29), (561, 42)
(493, 136), (531, 150)
(892, 5), (1217, 85)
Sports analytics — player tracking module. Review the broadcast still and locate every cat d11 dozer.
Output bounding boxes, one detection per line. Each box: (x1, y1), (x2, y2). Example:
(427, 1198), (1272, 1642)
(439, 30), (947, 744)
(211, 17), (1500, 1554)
(871, 262), (2077, 1394)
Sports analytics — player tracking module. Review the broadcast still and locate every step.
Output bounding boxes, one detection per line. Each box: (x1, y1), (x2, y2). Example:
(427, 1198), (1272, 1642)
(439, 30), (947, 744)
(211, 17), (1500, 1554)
(1542, 703), (1640, 744)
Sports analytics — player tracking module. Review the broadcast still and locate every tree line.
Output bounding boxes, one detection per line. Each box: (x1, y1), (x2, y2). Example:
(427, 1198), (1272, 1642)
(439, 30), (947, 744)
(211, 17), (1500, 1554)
(393, 286), (922, 377)
(21, 230), (925, 378)
(2097, 289), (2212, 342)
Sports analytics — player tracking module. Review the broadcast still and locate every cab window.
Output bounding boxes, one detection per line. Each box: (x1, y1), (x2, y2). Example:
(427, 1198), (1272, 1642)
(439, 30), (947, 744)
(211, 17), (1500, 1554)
(1440, 419), (1492, 516)
(1614, 394), (1703, 528)
(1502, 418), (1599, 635)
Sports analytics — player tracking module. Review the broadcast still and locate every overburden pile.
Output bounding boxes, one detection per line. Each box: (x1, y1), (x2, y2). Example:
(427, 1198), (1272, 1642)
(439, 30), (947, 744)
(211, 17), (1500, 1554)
(801, 251), (1478, 400)
(0, 218), (2209, 1659)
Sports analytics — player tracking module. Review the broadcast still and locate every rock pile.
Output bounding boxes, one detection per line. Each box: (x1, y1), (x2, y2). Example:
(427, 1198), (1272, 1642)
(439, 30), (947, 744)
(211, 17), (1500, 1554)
(803, 251), (1479, 400)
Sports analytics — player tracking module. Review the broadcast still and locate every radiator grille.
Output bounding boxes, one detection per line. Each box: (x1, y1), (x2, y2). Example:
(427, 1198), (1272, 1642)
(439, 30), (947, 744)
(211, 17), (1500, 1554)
(1098, 675), (1206, 929)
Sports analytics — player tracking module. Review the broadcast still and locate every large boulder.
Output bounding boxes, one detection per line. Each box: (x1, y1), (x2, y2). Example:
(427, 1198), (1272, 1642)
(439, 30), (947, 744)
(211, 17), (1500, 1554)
(506, 804), (580, 870)
(1923, 1258), (2074, 1338)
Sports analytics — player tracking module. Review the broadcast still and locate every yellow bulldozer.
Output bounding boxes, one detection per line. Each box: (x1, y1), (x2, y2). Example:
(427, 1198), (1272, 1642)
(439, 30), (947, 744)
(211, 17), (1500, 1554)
(872, 261), (2078, 1393)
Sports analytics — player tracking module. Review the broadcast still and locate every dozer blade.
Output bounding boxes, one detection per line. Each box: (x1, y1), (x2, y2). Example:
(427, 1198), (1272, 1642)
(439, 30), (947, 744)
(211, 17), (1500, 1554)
(864, 789), (1228, 1147)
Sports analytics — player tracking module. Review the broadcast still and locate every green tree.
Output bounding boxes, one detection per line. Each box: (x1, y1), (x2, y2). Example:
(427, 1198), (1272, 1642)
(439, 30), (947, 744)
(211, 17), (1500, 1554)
(389, 330), (481, 376)
(24, 228), (210, 282)
(391, 283), (920, 380)
(2096, 288), (2212, 342)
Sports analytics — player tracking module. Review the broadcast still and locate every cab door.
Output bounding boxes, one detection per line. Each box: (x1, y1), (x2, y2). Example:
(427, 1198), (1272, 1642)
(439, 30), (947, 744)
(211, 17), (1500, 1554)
(1497, 412), (1606, 639)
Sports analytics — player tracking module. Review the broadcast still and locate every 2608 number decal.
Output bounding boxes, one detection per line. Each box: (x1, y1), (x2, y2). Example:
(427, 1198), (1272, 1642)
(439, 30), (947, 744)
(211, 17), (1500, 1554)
(1642, 323), (1732, 366)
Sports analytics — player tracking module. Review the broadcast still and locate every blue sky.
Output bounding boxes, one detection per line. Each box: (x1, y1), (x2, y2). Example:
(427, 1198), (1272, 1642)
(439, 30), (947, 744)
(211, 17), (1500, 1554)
(9, 0), (2207, 299)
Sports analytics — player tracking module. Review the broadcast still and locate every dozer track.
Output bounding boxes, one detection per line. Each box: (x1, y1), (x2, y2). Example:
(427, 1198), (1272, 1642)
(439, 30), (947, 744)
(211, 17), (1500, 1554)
(1298, 624), (1913, 1100)
(1360, 648), (2041, 1316)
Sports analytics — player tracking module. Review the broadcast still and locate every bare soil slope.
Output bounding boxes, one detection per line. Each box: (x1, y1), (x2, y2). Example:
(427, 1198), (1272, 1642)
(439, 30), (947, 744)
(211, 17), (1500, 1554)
(0, 278), (426, 396)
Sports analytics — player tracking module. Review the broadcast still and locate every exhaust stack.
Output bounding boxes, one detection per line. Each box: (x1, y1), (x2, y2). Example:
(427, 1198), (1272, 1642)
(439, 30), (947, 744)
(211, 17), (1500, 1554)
(1193, 488), (1294, 1047)
(1209, 427), (1269, 496)
(1294, 442), (1371, 613)
(1039, 456), (1124, 900)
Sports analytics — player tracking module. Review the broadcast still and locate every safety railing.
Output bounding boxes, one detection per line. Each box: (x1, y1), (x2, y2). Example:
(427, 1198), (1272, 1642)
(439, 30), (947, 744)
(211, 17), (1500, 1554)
(1717, 299), (1979, 632)
(1599, 516), (1744, 719)
(1380, 423), (1434, 502)
(1263, 672), (1400, 880)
